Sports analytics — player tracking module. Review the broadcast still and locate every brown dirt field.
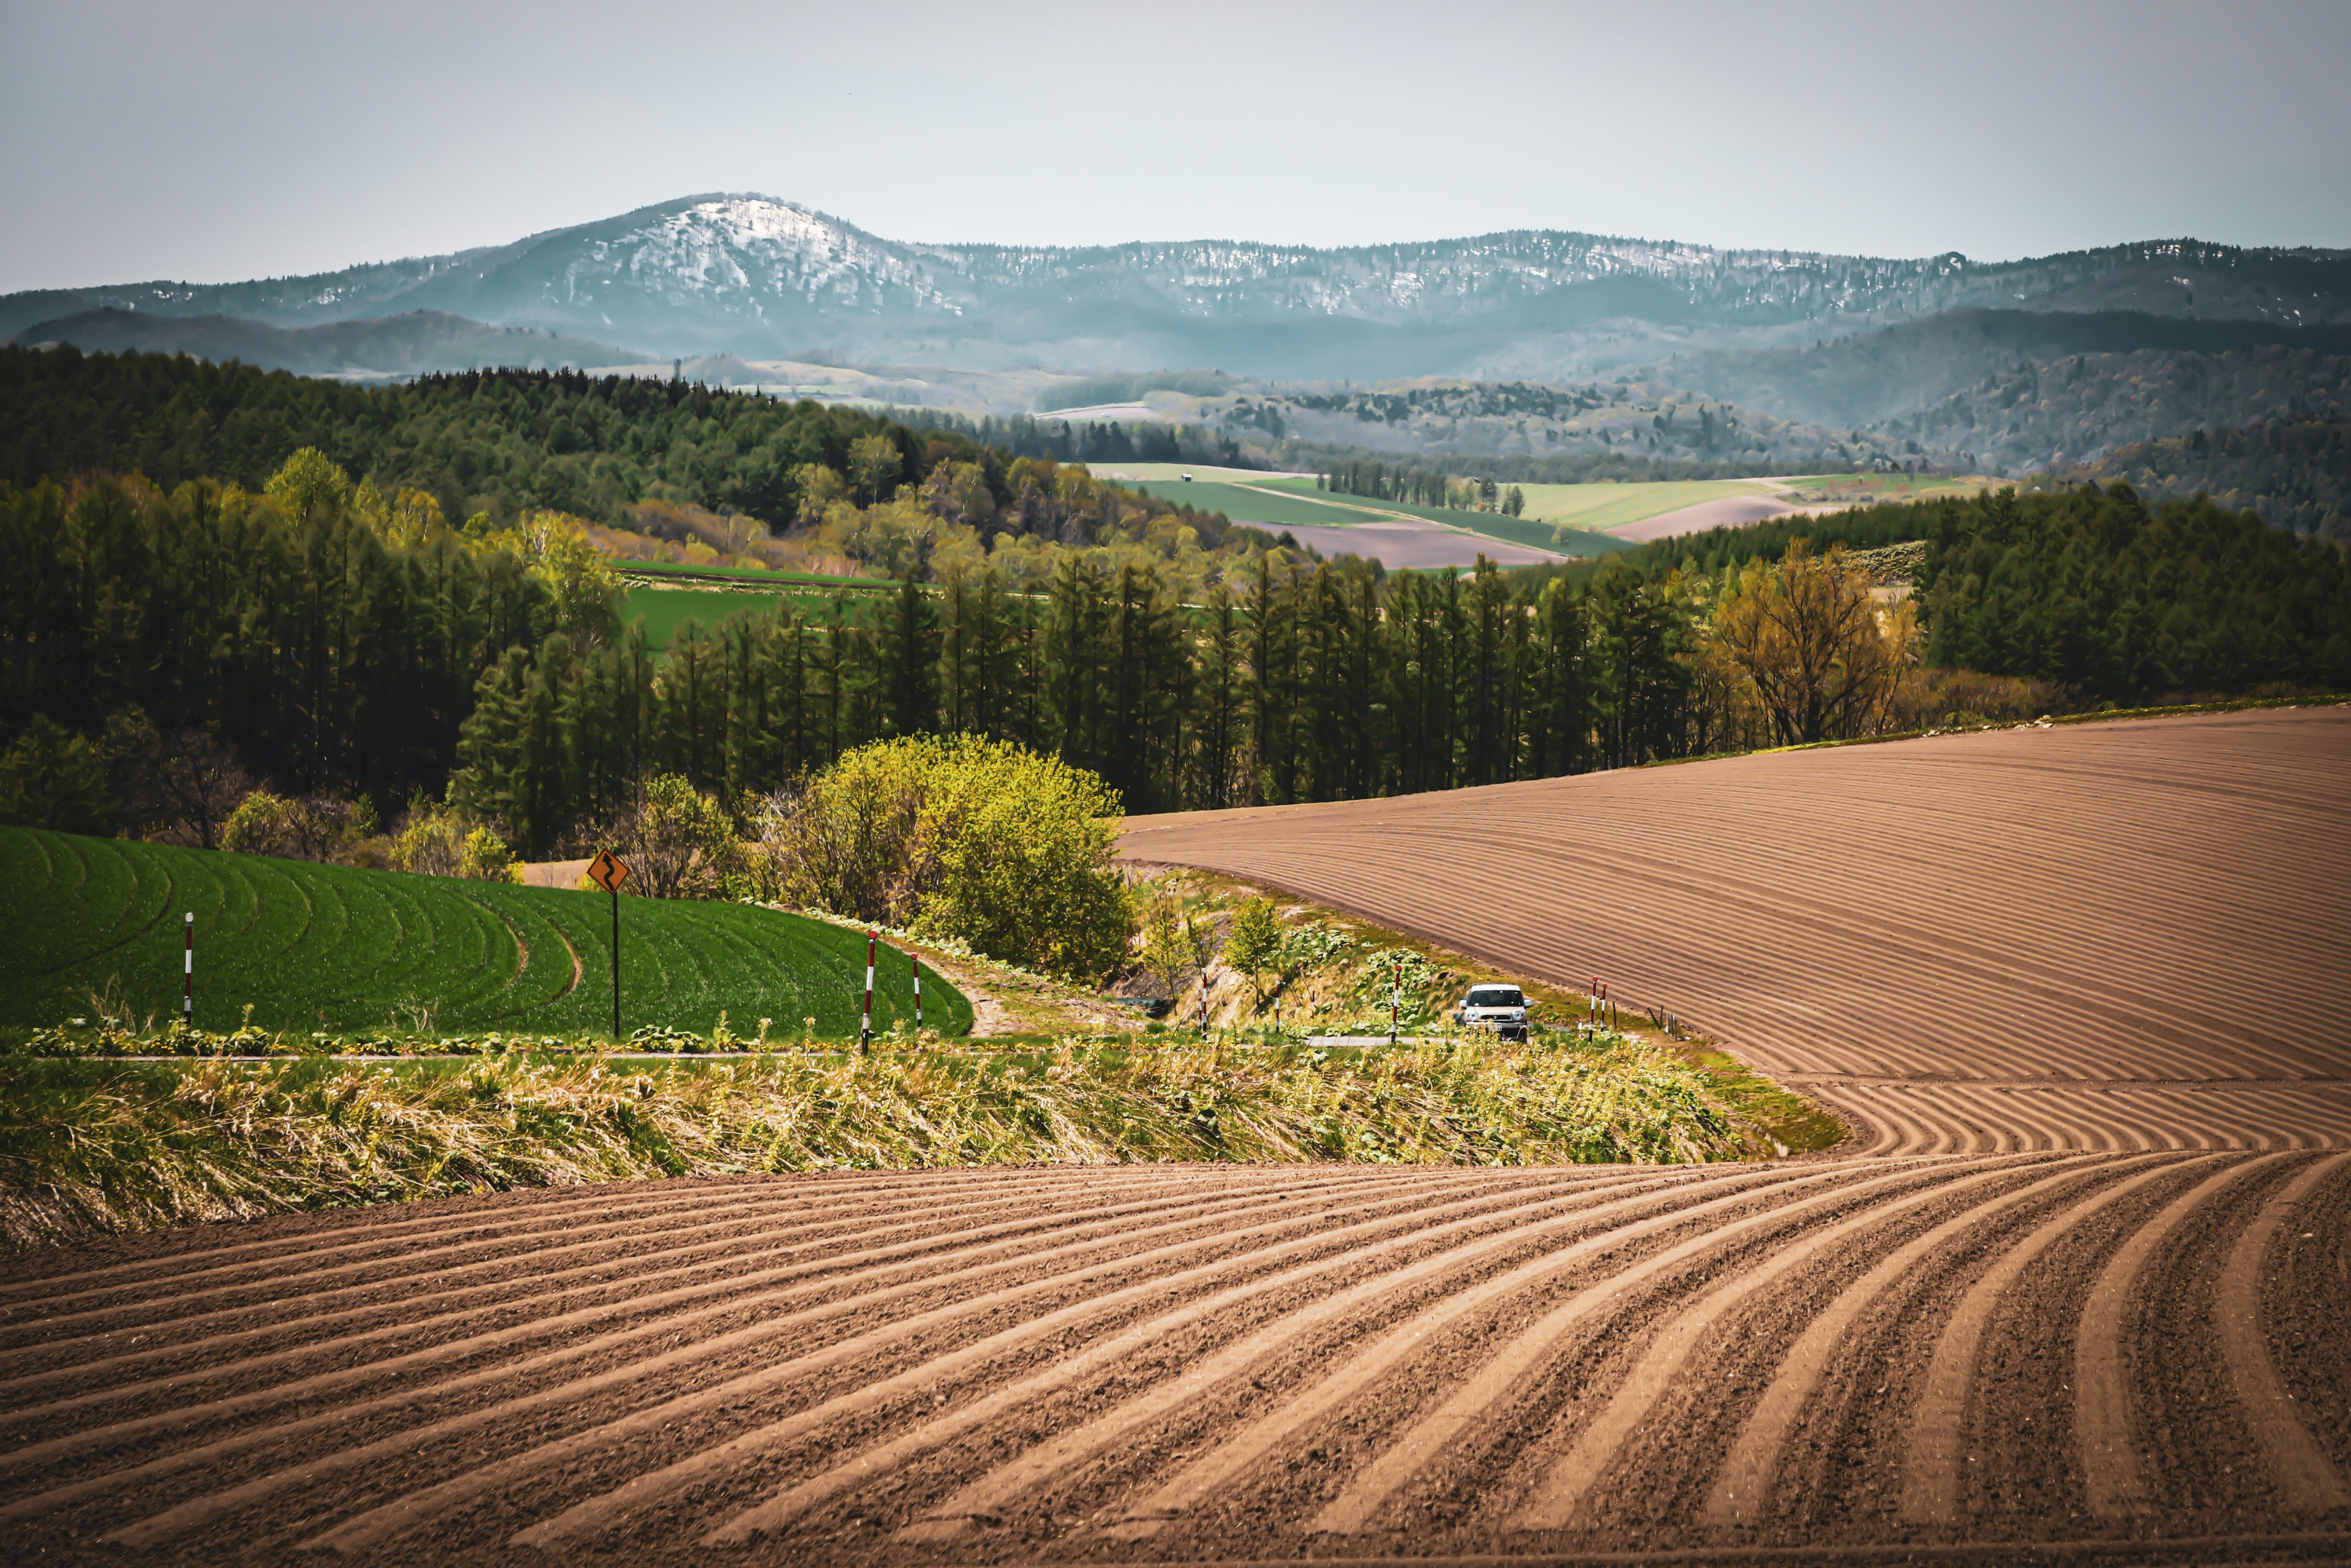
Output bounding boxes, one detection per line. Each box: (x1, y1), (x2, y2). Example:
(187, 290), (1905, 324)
(4, 711), (2347, 1564)
(2, 1157), (2345, 1563)
(1123, 707), (2351, 1154)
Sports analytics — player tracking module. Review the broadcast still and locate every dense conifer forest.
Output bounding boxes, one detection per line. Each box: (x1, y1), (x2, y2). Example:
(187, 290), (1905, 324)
(2, 348), (2344, 859)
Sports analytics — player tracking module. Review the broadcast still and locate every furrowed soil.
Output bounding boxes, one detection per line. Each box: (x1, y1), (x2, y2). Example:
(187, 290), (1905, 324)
(5, 710), (2347, 1565)
(1125, 706), (2351, 1155)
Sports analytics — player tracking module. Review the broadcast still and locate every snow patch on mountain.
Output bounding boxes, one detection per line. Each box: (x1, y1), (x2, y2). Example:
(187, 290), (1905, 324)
(551, 197), (967, 320)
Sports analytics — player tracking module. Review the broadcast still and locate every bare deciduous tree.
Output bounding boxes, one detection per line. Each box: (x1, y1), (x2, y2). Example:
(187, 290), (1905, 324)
(136, 727), (253, 850)
(1714, 541), (1917, 745)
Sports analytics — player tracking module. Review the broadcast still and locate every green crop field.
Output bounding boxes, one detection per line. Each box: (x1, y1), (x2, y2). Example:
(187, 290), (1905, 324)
(1119, 480), (1400, 528)
(0, 828), (967, 1040)
(623, 560), (898, 589)
(623, 585), (838, 650)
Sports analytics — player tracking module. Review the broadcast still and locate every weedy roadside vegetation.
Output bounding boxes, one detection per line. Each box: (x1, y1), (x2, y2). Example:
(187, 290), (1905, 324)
(1, 1031), (1754, 1249)
(1117, 866), (1838, 1158)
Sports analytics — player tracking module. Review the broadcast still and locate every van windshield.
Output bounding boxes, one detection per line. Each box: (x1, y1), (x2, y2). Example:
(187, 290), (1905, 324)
(1466, 986), (1524, 1008)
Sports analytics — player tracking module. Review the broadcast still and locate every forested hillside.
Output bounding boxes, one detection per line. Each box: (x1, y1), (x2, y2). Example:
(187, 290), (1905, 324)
(1891, 343), (2351, 479)
(0, 345), (1240, 543)
(2091, 417), (2351, 539)
(10, 308), (639, 380)
(1665, 310), (2351, 429)
(6, 427), (2342, 863)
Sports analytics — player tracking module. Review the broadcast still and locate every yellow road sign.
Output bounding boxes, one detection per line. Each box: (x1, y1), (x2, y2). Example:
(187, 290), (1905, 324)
(587, 849), (631, 894)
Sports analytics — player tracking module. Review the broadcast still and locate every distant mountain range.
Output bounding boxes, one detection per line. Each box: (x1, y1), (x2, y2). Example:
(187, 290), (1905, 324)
(9, 195), (2350, 531)
(7, 194), (2350, 381)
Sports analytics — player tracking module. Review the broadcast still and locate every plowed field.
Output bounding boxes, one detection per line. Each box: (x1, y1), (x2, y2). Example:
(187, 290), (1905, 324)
(5, 710), (2346, 1564)
(2, 1157), (2344, 1562)
(1125, 706), (2351, 1155)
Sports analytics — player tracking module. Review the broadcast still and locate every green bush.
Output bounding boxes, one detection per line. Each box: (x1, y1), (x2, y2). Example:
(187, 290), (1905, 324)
(754, 735), (1134, 980)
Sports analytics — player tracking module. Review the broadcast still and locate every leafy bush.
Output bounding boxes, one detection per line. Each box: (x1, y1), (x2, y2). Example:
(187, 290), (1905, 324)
(752, 736), (1134, 980)
(0, 716), (112, 835)
(1224, 897), (1282, 1003)
(612, 773), (738, 899)
(1136, 895), (1214, 999)
(220, 789), (381, 863)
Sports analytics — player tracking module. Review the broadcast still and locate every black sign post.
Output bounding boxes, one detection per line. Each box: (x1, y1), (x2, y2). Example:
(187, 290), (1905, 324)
(587, 850), (632, 1042)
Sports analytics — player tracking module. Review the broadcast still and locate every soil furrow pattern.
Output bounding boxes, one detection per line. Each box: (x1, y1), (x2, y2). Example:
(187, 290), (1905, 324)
(6, 715), (2345, 1563)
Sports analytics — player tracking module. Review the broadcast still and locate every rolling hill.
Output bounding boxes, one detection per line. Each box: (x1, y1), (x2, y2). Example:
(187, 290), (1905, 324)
(0, 827), (964, 1039)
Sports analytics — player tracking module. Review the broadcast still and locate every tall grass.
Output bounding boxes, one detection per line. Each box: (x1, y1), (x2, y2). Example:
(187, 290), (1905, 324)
(0, 1035), (1747, 1248)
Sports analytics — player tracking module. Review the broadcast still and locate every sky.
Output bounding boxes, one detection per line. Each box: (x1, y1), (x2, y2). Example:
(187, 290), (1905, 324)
(2, 0), (2347, 294)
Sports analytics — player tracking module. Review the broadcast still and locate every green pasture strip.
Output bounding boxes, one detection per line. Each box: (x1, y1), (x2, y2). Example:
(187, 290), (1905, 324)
(1119, 479), (1400, 528)
(623, 585), (827, 650)
(1780, 473), (1986, 498)
(1247, 478), (1641, 555)
(0, 828), (967, 1041)
(0, 1032), (1758, 1247)
(622, 561), (898, 590)
(1512, 479), (1770, 531)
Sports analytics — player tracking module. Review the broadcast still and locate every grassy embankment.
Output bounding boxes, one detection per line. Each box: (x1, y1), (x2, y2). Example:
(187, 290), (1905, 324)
(1126, 866), (1842, 1163)
(0, 829), (1825, 1248)
(0, 1035), (1764, 1248)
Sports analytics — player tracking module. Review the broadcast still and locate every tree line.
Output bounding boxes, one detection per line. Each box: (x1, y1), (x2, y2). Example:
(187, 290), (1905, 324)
(0, 347), (1246, 547)
(1319, 460), (1526, 515)
(4, 353), (2345, 865)
(2093, 416), (2350, 541)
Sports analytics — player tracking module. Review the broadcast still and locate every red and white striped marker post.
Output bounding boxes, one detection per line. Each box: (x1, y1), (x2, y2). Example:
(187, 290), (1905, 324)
(182, 912), (194, 1027)
(910, 948), (922, 1032)
(861, 932), (876, 1054)
(1390, 956), (1401, 1045)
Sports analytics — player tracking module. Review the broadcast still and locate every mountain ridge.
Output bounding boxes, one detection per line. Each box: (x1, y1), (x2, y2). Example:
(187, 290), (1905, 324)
(9, 195), (2349, 381)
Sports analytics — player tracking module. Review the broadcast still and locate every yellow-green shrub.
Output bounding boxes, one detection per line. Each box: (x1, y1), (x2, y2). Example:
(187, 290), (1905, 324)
(753, 735), (1133, 980)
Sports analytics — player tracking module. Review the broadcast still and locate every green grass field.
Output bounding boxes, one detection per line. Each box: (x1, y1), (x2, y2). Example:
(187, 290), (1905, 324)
(0, 828), (967, 1040)
(1119, 479), (1401, 528)
(1772, 473), (1989, 504)
(624, 585), (850, 650)
(623, 560), (897, 588)
(1510, 480), (1773, 532)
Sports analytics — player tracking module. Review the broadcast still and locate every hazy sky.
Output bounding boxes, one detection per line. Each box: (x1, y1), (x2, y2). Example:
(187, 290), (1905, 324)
(2, 0), (2346, 293)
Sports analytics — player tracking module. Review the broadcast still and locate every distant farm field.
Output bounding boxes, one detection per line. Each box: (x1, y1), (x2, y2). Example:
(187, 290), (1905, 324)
(0, 828), (965, 1039)
(1510, 479), (1773, 533)
(623, 585), (830, 650)
(1119, 479), (1400, 528)
(1095, 463), (1310, 484)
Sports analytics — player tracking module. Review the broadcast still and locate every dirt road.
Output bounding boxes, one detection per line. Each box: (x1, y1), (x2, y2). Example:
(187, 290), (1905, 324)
(3, 710), (2345, 1563)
